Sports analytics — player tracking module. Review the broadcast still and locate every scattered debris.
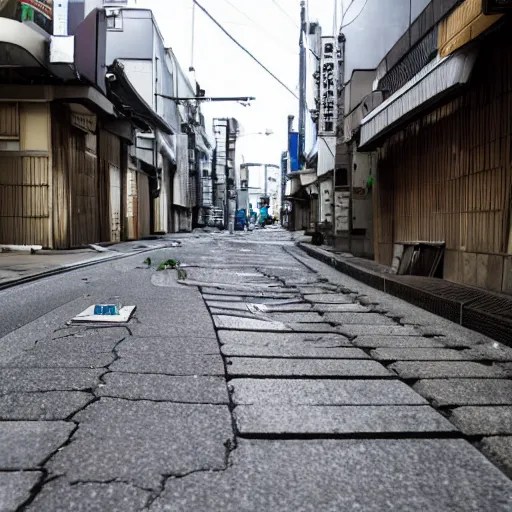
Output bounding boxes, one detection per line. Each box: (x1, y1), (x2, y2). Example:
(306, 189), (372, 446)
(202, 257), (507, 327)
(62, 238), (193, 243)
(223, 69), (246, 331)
(144, 257), (152, 267)
(177, 268), (188, 280)
(88, 244), (111, 253)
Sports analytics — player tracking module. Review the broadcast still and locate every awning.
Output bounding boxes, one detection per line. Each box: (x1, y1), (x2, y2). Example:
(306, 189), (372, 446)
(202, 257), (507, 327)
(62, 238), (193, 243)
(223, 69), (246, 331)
(300, 169), (317, 187)
(107, 60), (172, 135)
(359, 47), (478, 150)
(0, 18), (48, 68)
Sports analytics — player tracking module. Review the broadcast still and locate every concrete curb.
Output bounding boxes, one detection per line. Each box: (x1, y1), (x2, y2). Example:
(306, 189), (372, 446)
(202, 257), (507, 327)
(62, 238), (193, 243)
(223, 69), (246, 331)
(297, 242), (512, 348)
(0, 246), (164, 293)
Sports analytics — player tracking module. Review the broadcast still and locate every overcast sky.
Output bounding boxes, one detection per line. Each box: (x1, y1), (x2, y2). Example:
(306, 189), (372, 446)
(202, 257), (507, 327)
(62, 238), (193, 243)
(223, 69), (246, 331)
(130, 0), (360, 164)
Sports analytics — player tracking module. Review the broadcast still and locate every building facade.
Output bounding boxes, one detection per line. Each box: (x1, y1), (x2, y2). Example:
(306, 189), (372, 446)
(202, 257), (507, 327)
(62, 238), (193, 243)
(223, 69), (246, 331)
(343, 0), (512, 293)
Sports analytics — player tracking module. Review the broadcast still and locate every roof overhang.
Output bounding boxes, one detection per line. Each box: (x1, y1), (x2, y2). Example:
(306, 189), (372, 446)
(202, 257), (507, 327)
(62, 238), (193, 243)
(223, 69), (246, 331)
(359, 47), (478, 150)
(107, 60), (172, 135)
(0, 18), (48, 68)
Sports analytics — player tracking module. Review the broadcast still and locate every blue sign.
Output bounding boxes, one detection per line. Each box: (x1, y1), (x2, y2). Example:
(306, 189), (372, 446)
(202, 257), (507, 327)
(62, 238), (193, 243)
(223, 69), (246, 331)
(288, 132), (299, 172)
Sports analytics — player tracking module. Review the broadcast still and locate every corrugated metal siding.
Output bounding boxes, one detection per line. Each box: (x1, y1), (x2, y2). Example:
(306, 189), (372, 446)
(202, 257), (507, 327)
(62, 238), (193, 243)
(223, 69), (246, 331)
(0, 103), (19, 138)
(0, 154), (50, 246)
(375, 26), (512, 291)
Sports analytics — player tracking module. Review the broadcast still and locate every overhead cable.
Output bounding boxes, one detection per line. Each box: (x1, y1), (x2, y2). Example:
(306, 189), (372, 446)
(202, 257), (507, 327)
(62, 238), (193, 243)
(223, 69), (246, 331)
(271, 0), (299, 29)
(341, 0), (369, 29)
(222, 0), (298, 55)
(193, 0), (299, 99)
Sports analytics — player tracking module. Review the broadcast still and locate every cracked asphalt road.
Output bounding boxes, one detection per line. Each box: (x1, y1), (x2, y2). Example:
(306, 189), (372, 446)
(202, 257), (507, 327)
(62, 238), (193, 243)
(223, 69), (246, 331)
(1, 228), (512, 511)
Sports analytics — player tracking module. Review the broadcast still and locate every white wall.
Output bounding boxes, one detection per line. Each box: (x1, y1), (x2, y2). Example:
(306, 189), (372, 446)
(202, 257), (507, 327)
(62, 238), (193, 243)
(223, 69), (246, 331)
(342, 0), (411, 82)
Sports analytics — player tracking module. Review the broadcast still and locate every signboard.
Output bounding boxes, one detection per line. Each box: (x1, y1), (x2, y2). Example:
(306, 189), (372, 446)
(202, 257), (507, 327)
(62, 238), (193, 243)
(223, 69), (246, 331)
(288, 132), (299, 172)
(71, 112), (97, 133)
(319, 37), (338, 137)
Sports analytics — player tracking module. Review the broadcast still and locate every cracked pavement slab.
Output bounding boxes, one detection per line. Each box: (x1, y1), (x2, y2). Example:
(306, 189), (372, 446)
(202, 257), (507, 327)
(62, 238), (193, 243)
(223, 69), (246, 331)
(0, 471), (42, 511)
(0, 368), (104, 394)
(48, 399), (233, 489)
(149, 439), (512, 511)
(0, 421), (75, 468)
(0, 391), (93, 420)
(226, 357), (393, 378)
(26, 480), (150, 512)
(234, 405), (457, 435)
(1, 230), (512, 509)
(97, 373), (229, 404)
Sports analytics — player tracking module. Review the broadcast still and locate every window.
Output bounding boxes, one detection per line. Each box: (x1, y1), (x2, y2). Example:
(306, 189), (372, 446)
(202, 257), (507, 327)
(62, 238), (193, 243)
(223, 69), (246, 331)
(335, 168), (348, 188)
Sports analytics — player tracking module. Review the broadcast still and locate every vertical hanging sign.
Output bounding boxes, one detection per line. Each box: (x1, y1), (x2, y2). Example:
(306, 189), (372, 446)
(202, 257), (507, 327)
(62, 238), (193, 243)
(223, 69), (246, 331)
(52, 0), (69, 35)
(319, 37), (338, 137)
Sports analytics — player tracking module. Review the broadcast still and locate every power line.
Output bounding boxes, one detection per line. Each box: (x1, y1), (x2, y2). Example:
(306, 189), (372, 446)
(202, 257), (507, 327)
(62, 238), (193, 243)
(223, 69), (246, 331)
(193, 0), (299, 99)
(221, 0), (298, 55)
(341, 0), (369, 29)
(271, 0), (299, 29)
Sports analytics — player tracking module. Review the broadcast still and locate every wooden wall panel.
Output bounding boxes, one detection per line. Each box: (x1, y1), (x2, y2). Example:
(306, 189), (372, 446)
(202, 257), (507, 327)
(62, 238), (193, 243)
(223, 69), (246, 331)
(0, 154), (49, 246)
(375, 24), (512, 290)
(0, 103), (19, 138)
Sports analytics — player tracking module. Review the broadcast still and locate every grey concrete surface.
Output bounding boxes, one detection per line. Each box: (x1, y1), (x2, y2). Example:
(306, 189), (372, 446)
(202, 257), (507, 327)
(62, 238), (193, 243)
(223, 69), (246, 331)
(48, 399), (233, 489)
(218, 331), (353, 347)
(235, 405), (457, 435)
(450, 407), (512, 435)
(0, 392), (93, 420)
(389, 361), (509, 379)
(0, 422), (74, 468)
(98, 373), (229, 404)
(150, 439), (512, 511)
(481, 437), (512, 477)
(226, 358), (393, 378)
(0, 369), (103, 394)
(221, 344), (367, 359)
(323, 313), (396, 325)
(1, 230), (511, 510)
(0, 471), (42, 511)
(232, 379), (428, 405)
(27, 480), (150, 512)
(339, 325), (419, 336)
(414, 379), (512, 406)
(372, 348), (478, 361)
(353, 335), (447, 348)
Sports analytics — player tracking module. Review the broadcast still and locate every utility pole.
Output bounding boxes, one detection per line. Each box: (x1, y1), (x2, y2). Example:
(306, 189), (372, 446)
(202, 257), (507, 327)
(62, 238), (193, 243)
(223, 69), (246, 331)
(298, 1), (306, 168)
(190, 0), (196, 73)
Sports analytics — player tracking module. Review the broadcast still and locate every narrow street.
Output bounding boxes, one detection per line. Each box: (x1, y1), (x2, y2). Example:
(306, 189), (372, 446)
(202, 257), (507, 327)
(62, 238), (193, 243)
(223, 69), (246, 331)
(0, 229), (511, 511)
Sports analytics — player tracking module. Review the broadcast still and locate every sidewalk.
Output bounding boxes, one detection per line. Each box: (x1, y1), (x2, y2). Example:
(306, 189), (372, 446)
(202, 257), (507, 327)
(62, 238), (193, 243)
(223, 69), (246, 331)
(298, 241), (512, 347)
(0, 239), (180, 289)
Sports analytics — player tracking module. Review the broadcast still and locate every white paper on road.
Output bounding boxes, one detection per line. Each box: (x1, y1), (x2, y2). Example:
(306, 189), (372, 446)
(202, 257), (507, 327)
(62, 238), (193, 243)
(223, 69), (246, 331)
(71, 305), (136, 324)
